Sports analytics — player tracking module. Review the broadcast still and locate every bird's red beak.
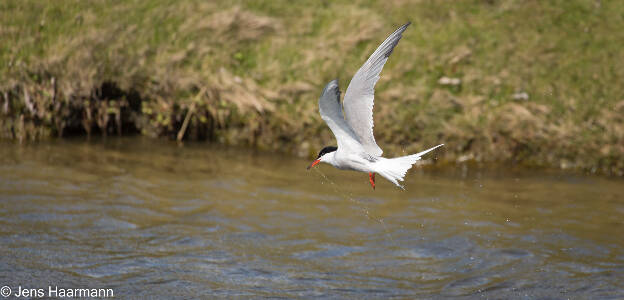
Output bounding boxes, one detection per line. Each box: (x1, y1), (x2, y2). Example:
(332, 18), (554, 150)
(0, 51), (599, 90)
(307, 159), (320, 170)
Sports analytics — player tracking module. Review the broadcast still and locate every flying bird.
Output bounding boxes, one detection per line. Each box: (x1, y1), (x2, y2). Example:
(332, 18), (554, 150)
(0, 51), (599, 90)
(307, 22), (443, 189)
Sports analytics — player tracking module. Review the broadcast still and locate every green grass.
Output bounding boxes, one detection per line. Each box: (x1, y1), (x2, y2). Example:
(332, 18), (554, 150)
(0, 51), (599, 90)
(1, 0), (623, 175)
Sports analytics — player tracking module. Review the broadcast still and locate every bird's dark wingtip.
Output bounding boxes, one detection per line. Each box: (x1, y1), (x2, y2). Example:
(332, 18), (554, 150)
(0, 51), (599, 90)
(398, 22), (411, 31)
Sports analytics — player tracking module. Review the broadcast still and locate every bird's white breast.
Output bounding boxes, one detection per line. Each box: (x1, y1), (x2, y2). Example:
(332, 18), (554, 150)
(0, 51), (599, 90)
(334, 152), (373, 172)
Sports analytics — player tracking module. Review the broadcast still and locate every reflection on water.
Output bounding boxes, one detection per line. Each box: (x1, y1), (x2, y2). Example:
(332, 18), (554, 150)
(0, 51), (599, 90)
(0, 138), (622, 298)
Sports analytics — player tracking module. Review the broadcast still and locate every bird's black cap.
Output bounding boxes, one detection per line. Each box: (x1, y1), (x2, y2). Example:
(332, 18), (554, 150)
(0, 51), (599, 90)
(316, 146), (337, 159)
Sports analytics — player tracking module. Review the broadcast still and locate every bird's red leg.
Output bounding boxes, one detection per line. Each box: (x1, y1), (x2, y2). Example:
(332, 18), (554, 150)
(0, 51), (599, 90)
(369, 172), (376, 190)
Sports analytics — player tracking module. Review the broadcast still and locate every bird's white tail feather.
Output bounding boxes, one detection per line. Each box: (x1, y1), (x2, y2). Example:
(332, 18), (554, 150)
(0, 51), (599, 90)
(375, 144), (444, 189)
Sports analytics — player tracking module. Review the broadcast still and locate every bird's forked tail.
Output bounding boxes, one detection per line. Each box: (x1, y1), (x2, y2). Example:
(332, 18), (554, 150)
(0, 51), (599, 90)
(374, 144), (444, 189)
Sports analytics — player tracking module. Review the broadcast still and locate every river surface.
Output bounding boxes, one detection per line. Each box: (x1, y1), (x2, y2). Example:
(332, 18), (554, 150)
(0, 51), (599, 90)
(0, 138), (622, 299)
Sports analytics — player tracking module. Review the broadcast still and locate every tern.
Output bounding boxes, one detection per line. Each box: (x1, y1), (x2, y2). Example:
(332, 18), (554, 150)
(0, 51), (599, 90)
(307, 22), (443, 189)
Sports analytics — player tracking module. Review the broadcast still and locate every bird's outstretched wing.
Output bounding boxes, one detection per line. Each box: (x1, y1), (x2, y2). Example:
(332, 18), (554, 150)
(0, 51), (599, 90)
(343, 22), (411, 157)
(318, 80), (367, 155)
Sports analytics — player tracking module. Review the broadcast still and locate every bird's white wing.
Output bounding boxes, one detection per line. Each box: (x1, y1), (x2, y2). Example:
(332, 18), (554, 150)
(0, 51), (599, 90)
(343, 22), (410, 157)
(318, 80), (367, 155)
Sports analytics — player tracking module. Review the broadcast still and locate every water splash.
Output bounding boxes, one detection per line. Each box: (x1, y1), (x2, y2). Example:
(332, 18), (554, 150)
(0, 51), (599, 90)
(312, 168), (395, 243)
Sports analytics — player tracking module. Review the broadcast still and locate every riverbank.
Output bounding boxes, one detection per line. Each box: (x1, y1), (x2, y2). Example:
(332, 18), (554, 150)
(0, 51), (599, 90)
(1, 0), (623, 175)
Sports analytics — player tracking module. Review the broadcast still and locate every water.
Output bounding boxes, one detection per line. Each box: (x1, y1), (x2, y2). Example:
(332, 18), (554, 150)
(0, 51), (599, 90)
(0, 138), (622, 298)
